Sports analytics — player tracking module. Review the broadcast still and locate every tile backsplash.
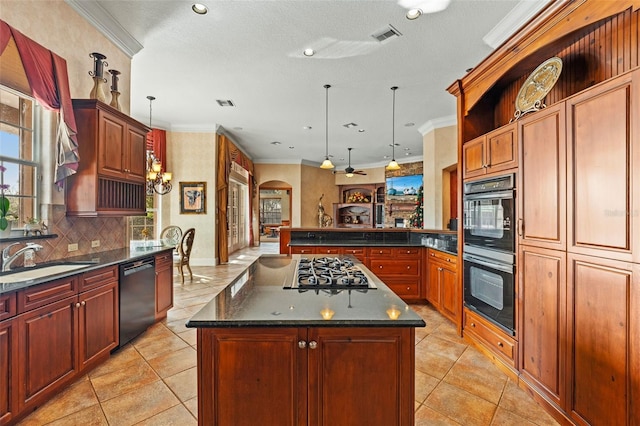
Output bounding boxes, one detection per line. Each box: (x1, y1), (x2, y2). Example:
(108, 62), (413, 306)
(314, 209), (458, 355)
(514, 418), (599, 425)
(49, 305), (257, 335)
(0, 205), (126, 267)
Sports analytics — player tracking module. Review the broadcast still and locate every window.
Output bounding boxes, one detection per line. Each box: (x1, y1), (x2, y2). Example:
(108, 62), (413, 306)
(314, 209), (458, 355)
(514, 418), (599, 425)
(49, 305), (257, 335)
(260, 198), (282, 224)
(128, 196), (155, 240)
(0, 85), (39, 225)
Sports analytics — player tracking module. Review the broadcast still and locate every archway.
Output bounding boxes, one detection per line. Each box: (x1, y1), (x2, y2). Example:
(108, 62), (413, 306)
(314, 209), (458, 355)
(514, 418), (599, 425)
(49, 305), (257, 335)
(259, 180), (292, 243)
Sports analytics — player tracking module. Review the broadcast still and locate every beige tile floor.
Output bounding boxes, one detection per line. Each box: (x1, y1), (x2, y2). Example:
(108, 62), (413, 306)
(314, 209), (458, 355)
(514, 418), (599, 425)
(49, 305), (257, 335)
(18, 243), (559, 425)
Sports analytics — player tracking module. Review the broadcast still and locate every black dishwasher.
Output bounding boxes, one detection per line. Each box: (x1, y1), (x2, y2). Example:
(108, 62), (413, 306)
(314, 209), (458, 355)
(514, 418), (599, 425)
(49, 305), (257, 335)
(118, 257), (156, 348)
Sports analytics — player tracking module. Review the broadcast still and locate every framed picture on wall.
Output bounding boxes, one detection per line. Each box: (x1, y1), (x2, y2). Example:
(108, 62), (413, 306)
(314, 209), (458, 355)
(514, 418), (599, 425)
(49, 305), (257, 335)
(180, 182), (206, 214)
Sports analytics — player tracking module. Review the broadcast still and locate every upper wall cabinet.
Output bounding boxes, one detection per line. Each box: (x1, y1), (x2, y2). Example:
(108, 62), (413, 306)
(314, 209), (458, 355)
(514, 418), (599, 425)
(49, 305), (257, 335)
(567, 69), (640, 263)
(66, 100), (149, 217)
(463, 123), (517, 181)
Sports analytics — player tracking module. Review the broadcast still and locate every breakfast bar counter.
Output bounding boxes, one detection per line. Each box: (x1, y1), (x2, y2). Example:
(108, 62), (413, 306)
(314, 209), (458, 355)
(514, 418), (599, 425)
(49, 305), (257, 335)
(186, 254), (424, 426)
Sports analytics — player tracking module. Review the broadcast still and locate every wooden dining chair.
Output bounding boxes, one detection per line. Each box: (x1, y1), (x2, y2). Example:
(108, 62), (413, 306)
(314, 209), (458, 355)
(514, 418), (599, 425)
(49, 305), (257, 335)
(160, 225), (182, 250)
(173, 228), (195, 284)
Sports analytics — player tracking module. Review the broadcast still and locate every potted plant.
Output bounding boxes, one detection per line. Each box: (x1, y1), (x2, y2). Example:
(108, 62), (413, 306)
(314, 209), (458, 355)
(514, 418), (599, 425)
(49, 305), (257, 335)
(0, 165), (14, 236)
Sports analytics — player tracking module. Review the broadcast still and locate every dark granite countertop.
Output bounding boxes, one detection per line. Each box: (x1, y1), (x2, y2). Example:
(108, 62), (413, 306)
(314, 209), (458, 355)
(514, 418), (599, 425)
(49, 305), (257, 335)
(186, 254), (426, 328)
(0, 245), (174, 294)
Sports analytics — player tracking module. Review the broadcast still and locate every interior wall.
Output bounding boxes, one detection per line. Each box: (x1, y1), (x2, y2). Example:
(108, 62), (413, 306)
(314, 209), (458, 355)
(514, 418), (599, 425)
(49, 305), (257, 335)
(255, 163), (301, 226)
(300, 164), (340, 228)
(164, 131), (217, 266)
(422, 125), (457, 229)
(0, 1), (133, 259)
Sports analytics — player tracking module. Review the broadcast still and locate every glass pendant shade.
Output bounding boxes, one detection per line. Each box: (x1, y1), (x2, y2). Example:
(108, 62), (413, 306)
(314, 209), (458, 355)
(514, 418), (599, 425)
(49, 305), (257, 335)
(386, 159), (400, 171)
(320, 158), (334, 169)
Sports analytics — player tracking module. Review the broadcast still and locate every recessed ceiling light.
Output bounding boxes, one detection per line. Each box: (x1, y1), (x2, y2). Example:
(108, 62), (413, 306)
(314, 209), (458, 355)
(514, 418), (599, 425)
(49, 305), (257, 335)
(233, 127), (243, 131)
(289, 146), (295, 149)
(303, 126), (312, 130)
(192, 3), (208, 14)
(404, 147), (411, 150)
(358, 129), (365, 133)
(343, 122), (358, 128)
(404, 122), (415, 127)
(406, 8), (422, 20)
(405, 152), (412, 156)
(216, 99), (235, 107)
(270, 141), (281, 145)
(303, 48), (315, 57)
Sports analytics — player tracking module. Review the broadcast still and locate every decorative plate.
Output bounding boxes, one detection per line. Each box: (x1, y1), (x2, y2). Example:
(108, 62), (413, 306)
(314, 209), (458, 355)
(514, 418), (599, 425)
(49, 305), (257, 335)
(514, 57), (563, 119)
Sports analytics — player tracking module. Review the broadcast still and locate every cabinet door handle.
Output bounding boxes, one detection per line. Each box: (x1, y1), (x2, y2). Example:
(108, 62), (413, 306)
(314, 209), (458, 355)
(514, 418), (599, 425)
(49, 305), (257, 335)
(298, 340), (307, 349)
(518, 218), (524, 237)
(407, 266), (411, 270)
(438, 267), (443, 271)
(406, 286), (411, 291)
(497, 342), (504, 348)
(308, 341), (318, 350)
(81, 301), (86, 306)
(446, 258), (450, 262)
(471, 322), (476, 328)
(430, 253), (434, 256)
(75, 302), (81, 308)
(379, 265), (383, 269)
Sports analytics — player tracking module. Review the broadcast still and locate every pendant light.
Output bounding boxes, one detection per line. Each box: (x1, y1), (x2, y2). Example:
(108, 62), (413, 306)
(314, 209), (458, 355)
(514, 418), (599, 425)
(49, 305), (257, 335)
(320, 84), (334, 169)
(386, 86), (401, 171)
(146, 96), (173, 195)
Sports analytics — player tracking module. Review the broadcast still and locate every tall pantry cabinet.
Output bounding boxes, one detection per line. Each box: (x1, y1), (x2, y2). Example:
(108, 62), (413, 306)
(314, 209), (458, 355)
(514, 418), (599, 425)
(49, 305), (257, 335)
(517, 70), (640, 425)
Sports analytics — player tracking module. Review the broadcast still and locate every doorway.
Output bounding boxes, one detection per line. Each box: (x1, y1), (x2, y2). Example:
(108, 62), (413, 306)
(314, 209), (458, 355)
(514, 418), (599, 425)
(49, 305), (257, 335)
(228, 176), (249, 254)
(259, 184), (292, 243)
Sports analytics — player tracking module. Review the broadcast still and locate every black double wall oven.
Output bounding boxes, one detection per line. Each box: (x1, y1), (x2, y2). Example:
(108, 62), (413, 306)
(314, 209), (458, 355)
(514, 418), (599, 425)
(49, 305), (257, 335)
(463, 173), (516, 335)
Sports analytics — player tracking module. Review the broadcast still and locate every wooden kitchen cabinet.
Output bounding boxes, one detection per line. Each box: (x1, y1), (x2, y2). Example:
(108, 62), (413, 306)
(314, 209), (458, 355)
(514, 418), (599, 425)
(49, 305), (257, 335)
(155, 252), (174, 320)
(66, 99), (149, 217)
(566, 253), (640, 426)
(425, 249), (459, 325)
(368, 247), (421, 301)
(463, 123), (517, 180)
(518, 103), (566, 251)
(464, 308), (516, 369)
(567, 71), (640, 263)
(14, 267), (118, 420)
(0, 317), (18, 425)
(518, 245), (566, 407)
(197, 326), (415, 425)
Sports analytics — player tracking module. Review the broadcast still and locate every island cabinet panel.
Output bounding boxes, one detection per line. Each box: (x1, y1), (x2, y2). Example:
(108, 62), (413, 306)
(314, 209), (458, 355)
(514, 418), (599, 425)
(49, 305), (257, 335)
(342, 247), (365, 262)
(18, 294), (78, 411)
(197, 326), (415, 426)
(518, 246), (566, 407)
(0, 293), (16, 322)
(566, 254), (639, 426)
(367, 248), (421, 301)
(307, 327), (414, 426)
(0, 317), (18, 425)
(517, 103), (566, 251)
(463, 124), (517, 180)
(197, 328), (306, 426)
(314, 246), (342, 255)
(567, 70), (640, 262)
(290, 246), (315, 255)
(155, 252), (174, 320)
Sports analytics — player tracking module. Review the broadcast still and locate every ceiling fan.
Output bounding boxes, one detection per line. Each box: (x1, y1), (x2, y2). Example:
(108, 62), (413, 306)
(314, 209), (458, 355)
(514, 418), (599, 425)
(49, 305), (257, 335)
(332, 147), (367, 177)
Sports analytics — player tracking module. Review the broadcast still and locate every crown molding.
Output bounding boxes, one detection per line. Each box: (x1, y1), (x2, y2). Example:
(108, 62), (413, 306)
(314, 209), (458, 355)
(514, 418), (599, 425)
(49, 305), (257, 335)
(417, 115), (457, 136)
(482, 0), (554, 49)
(65, 0), (143, 58)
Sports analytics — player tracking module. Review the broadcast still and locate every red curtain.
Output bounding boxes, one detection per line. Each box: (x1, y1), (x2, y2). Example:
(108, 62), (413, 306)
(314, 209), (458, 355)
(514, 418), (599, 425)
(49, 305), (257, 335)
(146, 128), (167, 170)
(0, 19), (79, 185)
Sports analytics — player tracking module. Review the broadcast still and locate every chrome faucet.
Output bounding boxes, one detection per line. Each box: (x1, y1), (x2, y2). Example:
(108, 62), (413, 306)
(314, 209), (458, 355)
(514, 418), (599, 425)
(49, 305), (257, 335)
(2, 242), (43, 272)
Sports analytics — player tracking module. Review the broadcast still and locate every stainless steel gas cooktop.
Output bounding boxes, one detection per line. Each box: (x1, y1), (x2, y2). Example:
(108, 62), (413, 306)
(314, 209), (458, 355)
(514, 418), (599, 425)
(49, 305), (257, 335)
(284, 257), (377, 290)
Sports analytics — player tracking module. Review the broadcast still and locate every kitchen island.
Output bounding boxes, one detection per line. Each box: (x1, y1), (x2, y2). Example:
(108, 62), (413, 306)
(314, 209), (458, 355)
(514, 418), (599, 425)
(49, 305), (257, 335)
(186, 254), (425, 426)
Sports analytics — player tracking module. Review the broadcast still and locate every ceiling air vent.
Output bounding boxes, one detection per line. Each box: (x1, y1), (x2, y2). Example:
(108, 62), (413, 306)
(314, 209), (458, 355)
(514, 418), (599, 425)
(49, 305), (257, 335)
(216, 99), (235, 107)
(371, 24), (402, 43)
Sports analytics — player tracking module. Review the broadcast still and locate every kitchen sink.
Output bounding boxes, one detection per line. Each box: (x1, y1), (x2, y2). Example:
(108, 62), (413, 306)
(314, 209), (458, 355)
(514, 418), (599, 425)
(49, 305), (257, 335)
(0, 262), (96, 284)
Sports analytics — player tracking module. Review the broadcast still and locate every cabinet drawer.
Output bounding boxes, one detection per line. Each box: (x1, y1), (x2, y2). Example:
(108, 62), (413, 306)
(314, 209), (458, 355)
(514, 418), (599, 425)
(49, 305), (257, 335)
(369, 259), (419, 276)
(79, 266), (118, 292)
(367, 248), (393, 257)
(386, 280), (421, 298)
(395, 248), (420, 258)
(315, 247), (342, 255)
(0, 292), (17, 321)
(428, 249), (457, 266)
(464, 309), (515, 361)
(290, 247), (315, 255)
(343, 247), (365, 259)
(155, 252), (173, 267)
(18, 276), (77, 313)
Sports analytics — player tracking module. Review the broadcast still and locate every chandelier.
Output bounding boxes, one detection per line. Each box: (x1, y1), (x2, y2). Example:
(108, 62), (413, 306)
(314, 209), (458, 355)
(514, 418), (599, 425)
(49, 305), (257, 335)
(145, 95), (172, 195)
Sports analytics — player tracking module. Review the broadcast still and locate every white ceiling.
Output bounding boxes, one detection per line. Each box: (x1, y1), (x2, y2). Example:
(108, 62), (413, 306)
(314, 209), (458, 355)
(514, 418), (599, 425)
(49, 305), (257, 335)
(68, 0), (548, 171)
